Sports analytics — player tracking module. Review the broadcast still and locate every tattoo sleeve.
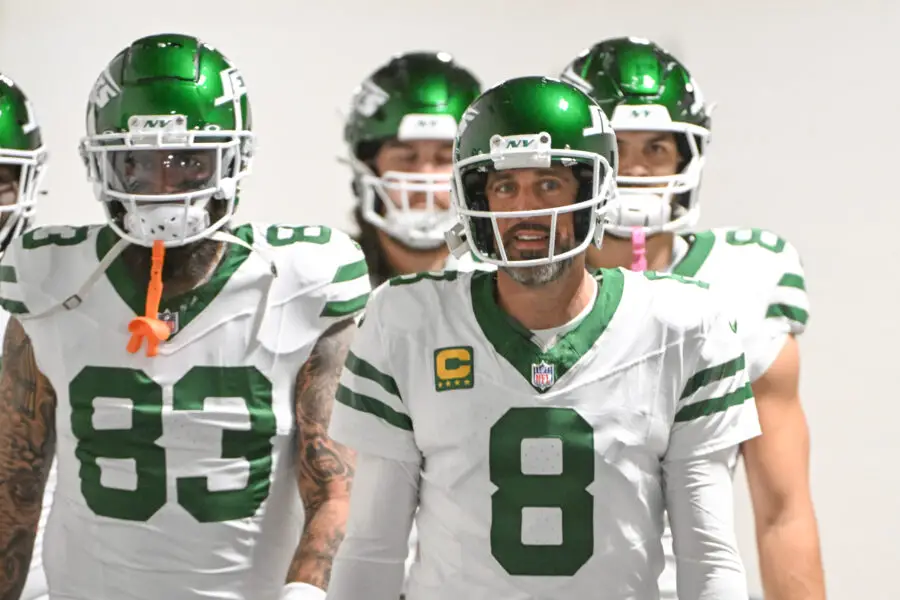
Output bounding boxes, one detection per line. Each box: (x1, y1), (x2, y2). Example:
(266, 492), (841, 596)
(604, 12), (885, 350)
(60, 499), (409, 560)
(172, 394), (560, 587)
(0, 318), (57, 600)
(285, 318), (357, 589)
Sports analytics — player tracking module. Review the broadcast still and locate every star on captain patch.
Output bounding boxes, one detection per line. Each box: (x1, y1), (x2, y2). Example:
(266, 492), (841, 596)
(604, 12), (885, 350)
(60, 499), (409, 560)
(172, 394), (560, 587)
(531, 360), (555, 391)
(158, 309), (180, 335)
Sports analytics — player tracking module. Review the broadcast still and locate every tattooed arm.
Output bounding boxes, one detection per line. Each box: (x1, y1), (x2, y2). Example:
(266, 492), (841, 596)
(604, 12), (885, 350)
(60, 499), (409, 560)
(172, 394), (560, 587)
(0, 318), (56, 600)
(285, 318), (357, 592)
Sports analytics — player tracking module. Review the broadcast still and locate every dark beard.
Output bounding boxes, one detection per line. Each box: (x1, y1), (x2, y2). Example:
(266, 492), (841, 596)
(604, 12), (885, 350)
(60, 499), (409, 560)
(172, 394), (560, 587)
(115, 199), (230, 298)
(121, 238), (225, 299)
(498, 229), (576, 288)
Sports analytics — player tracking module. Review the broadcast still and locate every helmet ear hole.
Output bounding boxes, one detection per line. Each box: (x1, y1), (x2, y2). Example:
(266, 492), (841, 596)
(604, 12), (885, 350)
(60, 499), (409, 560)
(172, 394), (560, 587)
(572, 163), (598, 243)
(460, 167), (495, 257)
(209, 198), (228, 224)
(221, 147), (238, 179)
(350, 140), (384, 210)
(674, 133), (693, 173)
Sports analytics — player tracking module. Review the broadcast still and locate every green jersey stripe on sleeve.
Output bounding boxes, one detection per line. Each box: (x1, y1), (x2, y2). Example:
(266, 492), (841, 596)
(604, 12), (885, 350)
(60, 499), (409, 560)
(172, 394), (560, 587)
(335, 384), (413, 431)
(777, 273), (805, 290)
(345, 351), (402, 398)
(321, 292), (369, 318)
(766, 303), (809, 326)
(0, 265), (17, 283)
(674, 381), (753, 423)
(332, 259), (368, 284)
(680, 354), (746, 400)
(0, 298), (28, 314)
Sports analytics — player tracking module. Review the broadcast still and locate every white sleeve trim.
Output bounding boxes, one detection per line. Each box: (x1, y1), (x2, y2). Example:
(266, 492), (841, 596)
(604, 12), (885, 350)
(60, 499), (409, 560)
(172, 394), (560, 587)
(664, 447), (749, 600)
(745, 328), (790, 382)
(327, 453), (419, 600)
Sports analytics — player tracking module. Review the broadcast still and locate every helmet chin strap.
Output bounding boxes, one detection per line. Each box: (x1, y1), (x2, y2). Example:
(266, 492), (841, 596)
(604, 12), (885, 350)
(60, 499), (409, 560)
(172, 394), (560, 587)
(383, 210), (455, 250)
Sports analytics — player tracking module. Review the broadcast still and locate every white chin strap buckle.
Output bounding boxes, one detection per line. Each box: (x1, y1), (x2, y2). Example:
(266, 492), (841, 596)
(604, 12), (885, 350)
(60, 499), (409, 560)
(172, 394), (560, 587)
(444, 221), (470, 258)
(123, 203), (211, 244)
(613, 192), (673, 229)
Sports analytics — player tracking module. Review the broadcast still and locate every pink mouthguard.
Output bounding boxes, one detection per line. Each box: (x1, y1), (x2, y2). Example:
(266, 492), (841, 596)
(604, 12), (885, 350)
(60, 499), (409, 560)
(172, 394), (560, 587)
(630, 227), (648, 271)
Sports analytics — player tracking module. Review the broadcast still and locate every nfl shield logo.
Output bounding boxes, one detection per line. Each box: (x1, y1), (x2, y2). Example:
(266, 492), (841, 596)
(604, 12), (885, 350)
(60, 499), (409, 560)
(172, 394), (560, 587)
(531, 361), (555, 391)
(158, 309), (179, 335)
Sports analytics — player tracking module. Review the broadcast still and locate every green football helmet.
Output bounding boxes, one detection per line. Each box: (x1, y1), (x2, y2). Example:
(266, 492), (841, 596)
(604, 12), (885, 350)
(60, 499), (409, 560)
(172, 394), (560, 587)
(0, 73), (45, 252)
(80, 33), (254, 248)
(344, 51), (481, 249)
(447, 76), (618, 267)
(560, 37), (712, 238)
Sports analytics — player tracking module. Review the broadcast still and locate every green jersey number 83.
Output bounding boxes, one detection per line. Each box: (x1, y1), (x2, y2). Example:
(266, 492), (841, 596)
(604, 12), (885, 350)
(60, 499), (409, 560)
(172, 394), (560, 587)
(70, 365), (276, 523)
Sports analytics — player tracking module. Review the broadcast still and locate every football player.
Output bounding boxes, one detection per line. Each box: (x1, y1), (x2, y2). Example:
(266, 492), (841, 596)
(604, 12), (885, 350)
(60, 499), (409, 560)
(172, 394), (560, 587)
(0, 73), (52, 600)
(326, 76), (760, 599)
(344, 51), (490, 287)
(0, 34), (369, 600)
(560, 36), (825, 600)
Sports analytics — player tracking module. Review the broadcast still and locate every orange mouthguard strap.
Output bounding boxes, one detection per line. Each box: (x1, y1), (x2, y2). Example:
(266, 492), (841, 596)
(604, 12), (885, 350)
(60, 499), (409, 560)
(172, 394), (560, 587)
(126, 240), (170, 357)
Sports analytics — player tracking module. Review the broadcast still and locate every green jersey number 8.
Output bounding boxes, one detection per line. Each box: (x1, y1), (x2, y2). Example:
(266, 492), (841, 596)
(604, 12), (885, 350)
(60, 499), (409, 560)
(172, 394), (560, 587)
(489, 406), (595, 576)
(725, 228), (786, 253)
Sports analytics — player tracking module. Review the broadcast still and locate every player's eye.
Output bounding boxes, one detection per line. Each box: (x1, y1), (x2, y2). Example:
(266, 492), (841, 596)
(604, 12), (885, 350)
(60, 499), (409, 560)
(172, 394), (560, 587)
(539, 179), (562, 193)
(185, 156), (209, 174)
(491, 181), (515, 195)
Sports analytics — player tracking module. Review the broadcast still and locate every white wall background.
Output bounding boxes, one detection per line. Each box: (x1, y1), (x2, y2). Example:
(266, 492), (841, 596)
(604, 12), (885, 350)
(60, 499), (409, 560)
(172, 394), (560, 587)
(1, 0), (898, 597)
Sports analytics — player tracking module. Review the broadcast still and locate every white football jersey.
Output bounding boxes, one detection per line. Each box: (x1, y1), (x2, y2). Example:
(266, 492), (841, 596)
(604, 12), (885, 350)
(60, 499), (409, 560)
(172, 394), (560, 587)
(0, 223), (370, 600)
(657, 226), (810, 598)
(330, 267), (761, 600)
